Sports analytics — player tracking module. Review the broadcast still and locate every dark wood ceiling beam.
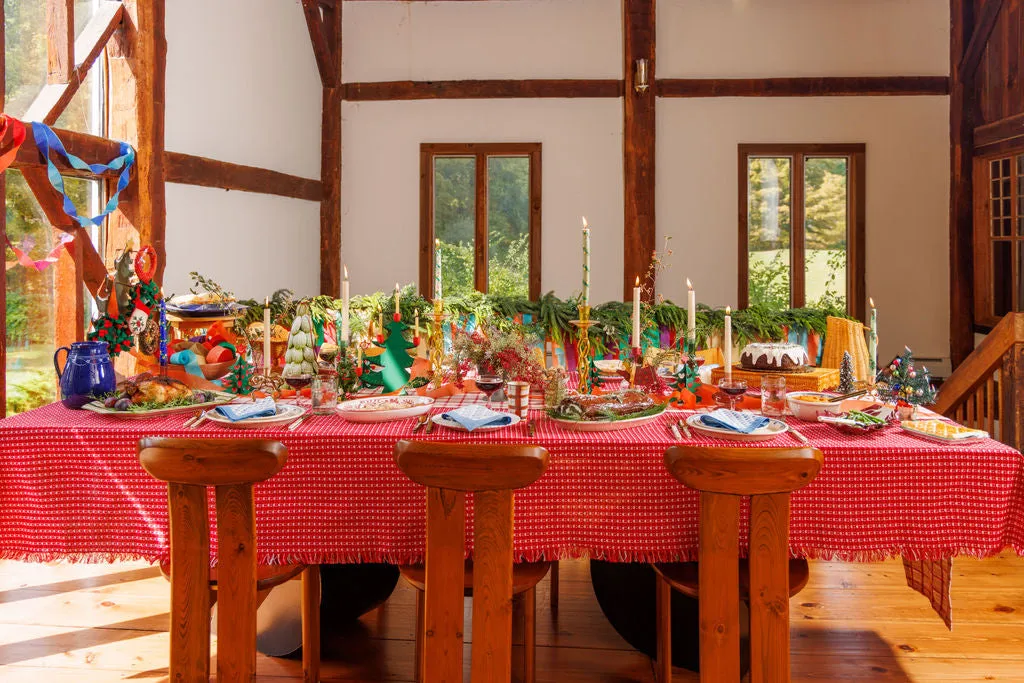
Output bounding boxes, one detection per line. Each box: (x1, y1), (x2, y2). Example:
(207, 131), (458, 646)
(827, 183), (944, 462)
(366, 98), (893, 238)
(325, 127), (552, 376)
(25, 1), (125, 124)
(974, 111), (1024, 149)
(343, 79), (625, 100)
(657, 76), (950, 97)
(959, 0), (1005, 78)
(164, 152), (324, 202)
(46, 0), (74, 83)
(11, 127), (127, 178)
(320, 1), (342, 296)
(301, 0), (340, 87)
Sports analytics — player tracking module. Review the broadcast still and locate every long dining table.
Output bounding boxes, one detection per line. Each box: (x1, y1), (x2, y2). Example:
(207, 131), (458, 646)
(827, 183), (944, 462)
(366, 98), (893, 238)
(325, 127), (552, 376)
(0, 390), (1021, 630)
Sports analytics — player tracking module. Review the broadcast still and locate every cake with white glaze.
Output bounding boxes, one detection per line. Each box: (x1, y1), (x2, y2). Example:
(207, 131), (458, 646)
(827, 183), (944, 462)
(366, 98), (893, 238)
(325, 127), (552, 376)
(739, 342), (809, 371)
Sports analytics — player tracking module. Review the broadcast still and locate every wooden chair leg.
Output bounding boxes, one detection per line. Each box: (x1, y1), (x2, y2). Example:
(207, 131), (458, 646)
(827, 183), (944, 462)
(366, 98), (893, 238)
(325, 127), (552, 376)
(302, 566), (321, 683)
(414, 588), (424, 682)
(549, 562), (559, 613)
(656, 573), (672, 682)
(523, 586), (537, 683)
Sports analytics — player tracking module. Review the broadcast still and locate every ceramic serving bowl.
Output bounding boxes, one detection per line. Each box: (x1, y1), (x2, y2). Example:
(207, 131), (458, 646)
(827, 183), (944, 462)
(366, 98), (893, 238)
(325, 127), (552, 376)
(787, 391), (844, 421)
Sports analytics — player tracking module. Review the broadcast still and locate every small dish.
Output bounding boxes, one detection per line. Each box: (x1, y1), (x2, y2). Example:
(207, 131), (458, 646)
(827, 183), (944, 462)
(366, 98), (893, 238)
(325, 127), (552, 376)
(685, 413), (789, 442)
(431, 413), (521, 432)
(787, 391), (844, 421)
(205, 403), (305, 429)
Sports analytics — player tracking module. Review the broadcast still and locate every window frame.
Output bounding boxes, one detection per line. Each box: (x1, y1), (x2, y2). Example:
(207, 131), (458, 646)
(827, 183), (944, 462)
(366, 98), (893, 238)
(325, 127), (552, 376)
(738, 143), (866, 321)
(972, 147), (1024, 329)
(419, 142), (542, 299)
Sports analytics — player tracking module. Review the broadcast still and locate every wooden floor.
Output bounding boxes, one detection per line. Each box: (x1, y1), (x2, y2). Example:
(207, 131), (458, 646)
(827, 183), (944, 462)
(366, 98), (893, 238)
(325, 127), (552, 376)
(0, 554), (1021, 682)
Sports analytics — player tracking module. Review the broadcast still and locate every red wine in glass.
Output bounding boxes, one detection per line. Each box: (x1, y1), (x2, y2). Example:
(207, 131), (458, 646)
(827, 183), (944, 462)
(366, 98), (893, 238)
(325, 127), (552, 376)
(717, 378), (748, 412)
(476, 376), (505, 410)
(285, 375), (313, 407)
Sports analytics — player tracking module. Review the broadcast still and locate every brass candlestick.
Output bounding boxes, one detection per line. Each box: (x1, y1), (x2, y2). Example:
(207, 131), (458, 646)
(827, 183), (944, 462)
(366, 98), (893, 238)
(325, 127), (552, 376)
(571, 305), (596, 394)
(428, 303), (448, 388)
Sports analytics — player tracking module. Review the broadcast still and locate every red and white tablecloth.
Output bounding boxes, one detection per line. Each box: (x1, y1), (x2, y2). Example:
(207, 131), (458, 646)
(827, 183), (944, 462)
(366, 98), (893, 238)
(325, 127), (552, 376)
(0, 394), (1021, 628)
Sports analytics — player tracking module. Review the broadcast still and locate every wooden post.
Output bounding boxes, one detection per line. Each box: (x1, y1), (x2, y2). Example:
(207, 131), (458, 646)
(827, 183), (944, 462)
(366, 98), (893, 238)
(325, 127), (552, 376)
(320, 2), (342, 297)
(46, 0), (74, 84)
(623, 0), (656, 301)
(1001, 343), (1024, 453)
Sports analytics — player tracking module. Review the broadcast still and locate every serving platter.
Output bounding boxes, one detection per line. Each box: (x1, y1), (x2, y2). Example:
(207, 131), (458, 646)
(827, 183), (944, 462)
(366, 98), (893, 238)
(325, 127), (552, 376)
(337, 396), (434, 423)
(431, 413), (521, 432)
(205, 403), (305, 429)
(166, 302), (247, 318)
(82, 391), (234, 418)
(549, 410), (664, 433)
(685, 413), (789, 442)
(900, 420), (988, 445)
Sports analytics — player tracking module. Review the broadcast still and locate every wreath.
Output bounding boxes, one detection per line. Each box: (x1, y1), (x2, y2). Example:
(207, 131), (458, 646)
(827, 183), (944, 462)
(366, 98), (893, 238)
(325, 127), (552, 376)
(88, 279), (161, 356)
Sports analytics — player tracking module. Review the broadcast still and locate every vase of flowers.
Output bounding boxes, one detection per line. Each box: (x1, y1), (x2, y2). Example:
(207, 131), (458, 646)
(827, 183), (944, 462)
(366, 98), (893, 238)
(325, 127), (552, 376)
(450, 324), (546, 389)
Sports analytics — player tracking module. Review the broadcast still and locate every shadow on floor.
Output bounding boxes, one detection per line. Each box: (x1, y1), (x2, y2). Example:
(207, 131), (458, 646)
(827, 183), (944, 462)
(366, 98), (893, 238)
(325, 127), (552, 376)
(0, 614), (169, 667)
(0, 566), (161, 604)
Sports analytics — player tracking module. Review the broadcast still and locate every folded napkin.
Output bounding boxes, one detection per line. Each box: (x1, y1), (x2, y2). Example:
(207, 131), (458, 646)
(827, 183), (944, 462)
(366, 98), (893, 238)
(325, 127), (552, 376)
(442, 404), (513, 432)
(214, 397), (277, 422)
(700, 409), (770, 434)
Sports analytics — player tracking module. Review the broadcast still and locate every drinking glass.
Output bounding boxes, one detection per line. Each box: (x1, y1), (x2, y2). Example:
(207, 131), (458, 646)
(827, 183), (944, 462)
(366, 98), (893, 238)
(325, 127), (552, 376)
(717, 377), (748, 412)
(761, 375), (787, 417)
(476, 376), (506, 411)
(284, 374), (313, 408)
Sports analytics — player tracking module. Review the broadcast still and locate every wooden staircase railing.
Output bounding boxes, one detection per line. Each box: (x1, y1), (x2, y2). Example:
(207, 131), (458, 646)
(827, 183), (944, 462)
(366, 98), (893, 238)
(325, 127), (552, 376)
(934, 313), (1024, 451)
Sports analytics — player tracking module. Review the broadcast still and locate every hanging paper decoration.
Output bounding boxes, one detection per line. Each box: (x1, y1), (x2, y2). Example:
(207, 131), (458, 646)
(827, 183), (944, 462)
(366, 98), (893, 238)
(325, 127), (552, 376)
(4, 232), (75, 272)
(30, 122), (135, 228)
(0, 114), (26, 172)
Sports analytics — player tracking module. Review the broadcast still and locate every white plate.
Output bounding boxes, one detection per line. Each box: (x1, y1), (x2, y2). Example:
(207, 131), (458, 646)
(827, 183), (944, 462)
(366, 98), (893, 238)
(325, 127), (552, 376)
(900, 421), (989, 444)
(82, 391), (234, 418)
(337, 396), (434, 423)
(685, 413), (790, 442)
(549, 410), (665, 432)
(205, 403), (306, 429)
(431, 413), (521, 432)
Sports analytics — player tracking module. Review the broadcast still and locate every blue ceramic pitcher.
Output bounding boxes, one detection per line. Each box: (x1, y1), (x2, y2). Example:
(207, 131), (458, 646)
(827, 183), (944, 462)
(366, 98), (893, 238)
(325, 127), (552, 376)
(53, 341), (116, 409)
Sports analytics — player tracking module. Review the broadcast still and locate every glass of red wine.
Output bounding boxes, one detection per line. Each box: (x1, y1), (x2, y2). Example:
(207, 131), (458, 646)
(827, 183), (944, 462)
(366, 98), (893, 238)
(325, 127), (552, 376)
(284, 374), (314, 408)
(476, 375), (506, 411)
(717, 377), (748, 412)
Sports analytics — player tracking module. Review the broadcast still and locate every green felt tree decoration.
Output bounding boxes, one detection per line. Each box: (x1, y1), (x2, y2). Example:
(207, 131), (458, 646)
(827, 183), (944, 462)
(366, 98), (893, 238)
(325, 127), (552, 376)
(838, 351), (855, 393)
(876, 347), (938, 407)
(362, 315), (415, 392)
(223, 355), (254, 395)
(336, 344), (361, 399)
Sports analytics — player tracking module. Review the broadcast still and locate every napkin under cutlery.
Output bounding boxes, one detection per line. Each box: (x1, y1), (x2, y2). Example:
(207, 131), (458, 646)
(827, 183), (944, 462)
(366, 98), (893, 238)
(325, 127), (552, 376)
(441, 405), (513, 432)
(699, 409), (770, 434)
(214, 397), (277, 422)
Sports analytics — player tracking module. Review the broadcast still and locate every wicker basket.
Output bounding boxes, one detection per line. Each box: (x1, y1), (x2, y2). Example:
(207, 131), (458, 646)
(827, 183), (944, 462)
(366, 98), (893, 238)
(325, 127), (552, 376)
(246, 322), (289, 370)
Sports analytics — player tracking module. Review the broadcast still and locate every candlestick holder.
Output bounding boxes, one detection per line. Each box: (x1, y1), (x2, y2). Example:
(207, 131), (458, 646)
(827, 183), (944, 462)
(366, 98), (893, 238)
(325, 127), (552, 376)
(571, 305), (597, 394)
(428, 305), (449, 388)
(629, 346), (642, 388)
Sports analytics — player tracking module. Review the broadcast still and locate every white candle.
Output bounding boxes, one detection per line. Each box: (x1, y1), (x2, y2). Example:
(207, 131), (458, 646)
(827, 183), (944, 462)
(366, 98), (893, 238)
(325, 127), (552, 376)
(582, 217), (591, 307)
(434, 238), (443, 301)
(632, 275), (642, 349)
(340, 266), (350, 343)
(868, 297), (878, 380)
(724, 306), (733, 379)
(686, 278), (696, 344)
(394, 282), (401, 318)
(263, 296), (271, 373)
(415, 309), (420, 338)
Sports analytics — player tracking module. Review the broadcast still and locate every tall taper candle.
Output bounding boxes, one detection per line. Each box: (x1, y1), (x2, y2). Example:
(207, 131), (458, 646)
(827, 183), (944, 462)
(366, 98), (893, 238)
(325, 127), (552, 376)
(724, 306), (733, 379)
(263, 296), (271, 373)
(868, 297), (878, 380)
(631, 275), (642, 349)
(340, 266), (350, 343)
(414, 309), (420, 338)
(686, 278), (696, 344)
(581, 217), (591, 306)
(434, 238), (443, 301)
(394, 283), (401, 318)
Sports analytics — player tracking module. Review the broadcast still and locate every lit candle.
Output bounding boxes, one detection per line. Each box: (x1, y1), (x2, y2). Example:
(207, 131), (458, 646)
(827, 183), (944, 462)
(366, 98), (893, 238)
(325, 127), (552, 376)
(868, 297), (878, 381)
(340, 266), (350, 344)
(632, 275), (642, 349)
(263, 296), (271, 373)
(581, 217), (591, 307)
(414, 308), (420, 338)
(686, 278), (696, 345)
(357, 336), (363, 365)
(434, 238), (443, 301)
(394, 282), (401, 318)
(378, 311), (384, 334)
(724, 306), (733, 379)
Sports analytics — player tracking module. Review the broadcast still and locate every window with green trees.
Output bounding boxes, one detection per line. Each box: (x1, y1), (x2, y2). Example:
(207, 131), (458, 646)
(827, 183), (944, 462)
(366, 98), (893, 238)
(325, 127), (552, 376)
(739, 144), (865, 320)
(421, 143), (541, 300)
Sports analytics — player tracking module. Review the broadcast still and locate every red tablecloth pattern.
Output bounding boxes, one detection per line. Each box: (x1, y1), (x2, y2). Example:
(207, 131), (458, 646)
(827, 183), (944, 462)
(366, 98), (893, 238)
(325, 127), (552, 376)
(1, 395), (1021, 629)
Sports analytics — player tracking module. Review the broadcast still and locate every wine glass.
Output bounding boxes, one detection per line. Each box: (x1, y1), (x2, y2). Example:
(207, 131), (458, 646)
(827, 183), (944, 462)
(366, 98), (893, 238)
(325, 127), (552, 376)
(717, 377), (748, 412)
(476, 375), (506, 411)
(284, 374), (314, 409)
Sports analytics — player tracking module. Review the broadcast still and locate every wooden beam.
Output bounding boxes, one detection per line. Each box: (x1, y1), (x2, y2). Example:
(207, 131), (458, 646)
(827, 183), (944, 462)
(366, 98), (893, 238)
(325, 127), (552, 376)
(301, 0), (339, 88)
(25, 2), (125, 125)
(46, 0), (74, 84)
(623, 0), (656, 301)
(974, 111), (1024, 149)
(164, 152), (323, 202)
(320, 1), (342, 296)
(343, 79), (625, 101)
(656, 76), (950, 98)
(11, 127), (128, 179)
(959, 0), (1006, 78)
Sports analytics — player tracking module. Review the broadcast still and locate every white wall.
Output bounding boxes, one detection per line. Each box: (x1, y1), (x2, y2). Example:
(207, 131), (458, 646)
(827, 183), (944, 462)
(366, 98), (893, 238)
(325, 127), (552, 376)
(162, 0), (322, 298)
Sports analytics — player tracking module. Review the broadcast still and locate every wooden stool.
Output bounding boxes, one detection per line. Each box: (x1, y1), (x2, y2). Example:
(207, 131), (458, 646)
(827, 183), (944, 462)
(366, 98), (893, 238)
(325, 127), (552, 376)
(138, 437), (321, 682)
(394, 440), (551, 683)
(654, 445), (824, 682)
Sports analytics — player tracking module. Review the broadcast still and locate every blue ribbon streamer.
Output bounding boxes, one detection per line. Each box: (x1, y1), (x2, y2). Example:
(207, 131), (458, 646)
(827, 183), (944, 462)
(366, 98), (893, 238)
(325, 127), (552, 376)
(30, 122), (136, 228)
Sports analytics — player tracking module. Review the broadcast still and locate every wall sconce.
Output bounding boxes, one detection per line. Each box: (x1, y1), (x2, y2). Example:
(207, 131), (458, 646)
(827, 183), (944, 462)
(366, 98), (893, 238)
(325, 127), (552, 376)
(634, 58), (650, 94)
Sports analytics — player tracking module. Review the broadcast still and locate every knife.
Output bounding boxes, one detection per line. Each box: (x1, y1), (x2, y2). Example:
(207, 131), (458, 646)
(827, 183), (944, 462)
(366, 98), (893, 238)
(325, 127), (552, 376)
(677, 418), (691, 439)
(789, 427), (810, 444)
(527, 421), (536, 437)
(424, 417), (435, 434)
(286, 413), (310, 432)
(669, 424), (683, 441)
(412, 415), (428, 433)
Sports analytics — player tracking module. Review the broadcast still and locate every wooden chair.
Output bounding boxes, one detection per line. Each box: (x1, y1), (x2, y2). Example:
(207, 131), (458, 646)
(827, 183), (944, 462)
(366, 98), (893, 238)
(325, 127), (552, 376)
(654, 445), (824, 682)
(394, 440), (551, 683)
(138, 437), (321, 682)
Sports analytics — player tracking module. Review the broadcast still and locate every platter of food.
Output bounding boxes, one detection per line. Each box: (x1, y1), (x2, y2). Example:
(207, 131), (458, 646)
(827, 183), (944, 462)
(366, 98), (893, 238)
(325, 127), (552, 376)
(205, 403), (305, 429)
(336, 395), (434, 423)
(817, 407), (892, 435)
(739, 342), (811, 373)
(548, 390), (667, 432)
(900, 419), (988, 444)
(83, 374), (233, 417)
(685, 413), (790, 442)
(166, 292), (247, 318)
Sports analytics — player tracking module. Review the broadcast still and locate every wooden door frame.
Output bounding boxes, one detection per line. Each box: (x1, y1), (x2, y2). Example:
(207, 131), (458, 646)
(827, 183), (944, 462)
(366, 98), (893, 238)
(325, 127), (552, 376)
(973, 146), (1024, 330)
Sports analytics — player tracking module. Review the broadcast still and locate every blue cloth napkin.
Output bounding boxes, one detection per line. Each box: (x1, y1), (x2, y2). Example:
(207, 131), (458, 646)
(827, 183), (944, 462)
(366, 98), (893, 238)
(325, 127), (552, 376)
(214, 397), (277, 422)
(700, 409), (770, 434)
(442, 405), (513, 432)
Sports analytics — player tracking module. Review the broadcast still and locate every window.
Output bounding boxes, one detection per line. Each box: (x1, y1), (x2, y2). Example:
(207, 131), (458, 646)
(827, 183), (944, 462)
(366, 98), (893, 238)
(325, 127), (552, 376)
(973, 152), (1024, 327)
(420, 143), (541, 300)
(739, 144), (865, 319)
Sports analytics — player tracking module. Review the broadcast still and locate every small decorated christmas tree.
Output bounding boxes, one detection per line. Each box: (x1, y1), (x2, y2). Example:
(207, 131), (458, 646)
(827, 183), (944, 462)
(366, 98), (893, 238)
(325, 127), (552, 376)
(362, 315), (415, 392)
(283, 301), (316, 378)
(876, 347), (938, 406)
(336, 345), (361, 399)
(223, 355), (254, 394)
(838, 351), (855, 393)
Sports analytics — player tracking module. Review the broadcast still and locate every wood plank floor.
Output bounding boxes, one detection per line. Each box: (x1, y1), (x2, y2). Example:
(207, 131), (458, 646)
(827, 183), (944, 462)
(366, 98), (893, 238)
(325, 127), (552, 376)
(0, 553), (1021, 681)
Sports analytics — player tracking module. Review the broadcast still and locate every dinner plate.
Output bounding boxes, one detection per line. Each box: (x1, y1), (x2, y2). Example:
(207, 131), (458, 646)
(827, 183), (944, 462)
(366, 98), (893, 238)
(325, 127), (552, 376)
(685, 413), (789, 442)
(205, 403), (305, 429)
(431, 413), (521, 432)
(549, 410), (664, 432)
(82, 391), (234, 418)
(337, 396), (434, 423)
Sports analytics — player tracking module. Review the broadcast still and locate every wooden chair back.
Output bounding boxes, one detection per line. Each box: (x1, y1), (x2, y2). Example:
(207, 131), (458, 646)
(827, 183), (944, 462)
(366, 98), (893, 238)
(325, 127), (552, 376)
(395, 440), (549, 683)
(664, 445), (824, 683)
(138, 437), (288, 682)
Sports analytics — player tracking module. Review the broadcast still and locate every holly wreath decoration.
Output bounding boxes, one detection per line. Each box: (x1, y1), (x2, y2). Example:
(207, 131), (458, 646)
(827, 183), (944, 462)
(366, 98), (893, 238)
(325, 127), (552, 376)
(87, 245), (162, 357)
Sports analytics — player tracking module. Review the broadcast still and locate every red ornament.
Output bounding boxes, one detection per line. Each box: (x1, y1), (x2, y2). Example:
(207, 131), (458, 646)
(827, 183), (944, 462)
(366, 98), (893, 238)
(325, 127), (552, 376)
(393, 313), (401, 322)
(413, 336), (421, 346)
(98, 329), (107, 337)
(354, 367), (363, 377)
(376, 334), (384, 344)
